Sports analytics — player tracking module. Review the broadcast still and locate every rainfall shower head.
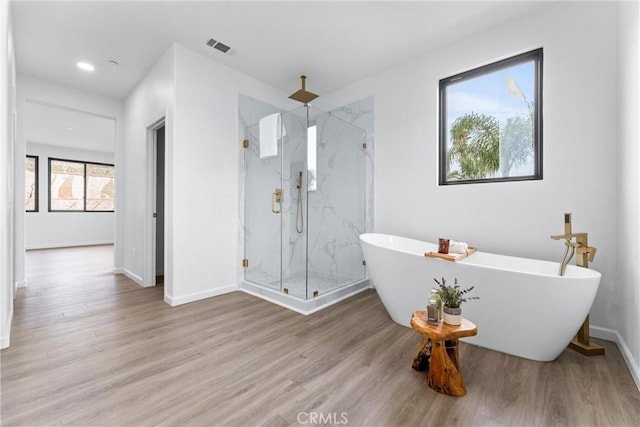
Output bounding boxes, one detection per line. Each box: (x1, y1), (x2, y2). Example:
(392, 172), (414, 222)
(288, 75), (319, 104)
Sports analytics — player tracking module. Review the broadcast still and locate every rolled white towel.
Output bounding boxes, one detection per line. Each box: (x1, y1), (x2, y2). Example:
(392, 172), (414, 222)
(449, 241), (469, 254)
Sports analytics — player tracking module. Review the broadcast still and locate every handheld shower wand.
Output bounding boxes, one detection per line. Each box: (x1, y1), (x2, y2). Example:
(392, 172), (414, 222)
(296, 171), (304, 234)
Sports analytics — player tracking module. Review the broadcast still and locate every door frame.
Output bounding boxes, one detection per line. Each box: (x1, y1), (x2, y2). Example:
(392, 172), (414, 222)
(144, 115), (165, 287)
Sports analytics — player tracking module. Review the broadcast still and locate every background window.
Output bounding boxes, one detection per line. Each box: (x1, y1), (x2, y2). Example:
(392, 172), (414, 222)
(25, 155), (38, 212)
(439, 48), (543, 185)
(86, 163), (115, 211)
(49, 158), (115, 212)
(49, 159), (85, 211)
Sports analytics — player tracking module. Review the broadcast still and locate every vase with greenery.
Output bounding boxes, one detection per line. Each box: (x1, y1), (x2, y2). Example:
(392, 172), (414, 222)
(434, 277), (479, 325)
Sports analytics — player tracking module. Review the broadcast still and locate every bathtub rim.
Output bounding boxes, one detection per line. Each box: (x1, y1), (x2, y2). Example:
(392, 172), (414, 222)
(359, 232), (602, 280)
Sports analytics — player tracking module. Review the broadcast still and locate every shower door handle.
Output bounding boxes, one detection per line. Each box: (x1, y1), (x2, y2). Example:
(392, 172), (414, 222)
(272, 189), (282, 214)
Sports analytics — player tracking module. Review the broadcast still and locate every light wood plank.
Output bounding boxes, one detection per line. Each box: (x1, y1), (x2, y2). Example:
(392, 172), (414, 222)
(1, 245), (639, 426)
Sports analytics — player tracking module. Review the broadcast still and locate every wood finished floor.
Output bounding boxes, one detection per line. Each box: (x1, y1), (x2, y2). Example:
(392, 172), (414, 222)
(2, 245), (639, 426)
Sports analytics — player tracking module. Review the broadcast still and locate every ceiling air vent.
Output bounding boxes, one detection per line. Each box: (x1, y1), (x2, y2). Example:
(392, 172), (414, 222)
(213, 42), (230, 53)
(206, 38), (232, 54)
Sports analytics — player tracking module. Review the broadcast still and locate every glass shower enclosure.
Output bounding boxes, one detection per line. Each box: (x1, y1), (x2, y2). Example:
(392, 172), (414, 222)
(243, 104), (367, 308)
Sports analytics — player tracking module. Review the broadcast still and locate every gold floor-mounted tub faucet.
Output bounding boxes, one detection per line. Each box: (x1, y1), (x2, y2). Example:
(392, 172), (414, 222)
(550, 212), (603, 356)
(550, 213), (597, 275)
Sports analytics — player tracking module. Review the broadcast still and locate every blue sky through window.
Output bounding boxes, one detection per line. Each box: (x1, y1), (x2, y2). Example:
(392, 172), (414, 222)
(443, 58), (537, 180)
(446, 61), (534, 134)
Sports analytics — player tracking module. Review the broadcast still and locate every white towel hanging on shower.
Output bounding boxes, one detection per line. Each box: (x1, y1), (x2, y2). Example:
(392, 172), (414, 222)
(259, 113), (286, 159)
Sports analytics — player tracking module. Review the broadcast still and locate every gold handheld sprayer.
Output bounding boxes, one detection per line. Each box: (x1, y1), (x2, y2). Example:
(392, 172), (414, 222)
(296, 171), (303, 233)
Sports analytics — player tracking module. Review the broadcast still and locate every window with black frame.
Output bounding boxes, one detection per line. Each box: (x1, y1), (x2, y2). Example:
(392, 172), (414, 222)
(49, 158), (115, 212)
(26, 155), (38, 212)
(439, 48), (543, 185)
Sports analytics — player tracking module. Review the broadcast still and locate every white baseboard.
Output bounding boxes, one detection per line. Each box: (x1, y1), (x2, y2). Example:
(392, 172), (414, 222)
(0, 333), (9, 349)
(14, 279), (26, 292)
(614, 330), (640, 392)
(590, 325), (617, 343)
(115, 268), (144, 286)
(164, 284), (238, 306)
(591, 325), (640, 392)
(1, 306), (13, 349)
(26, 241), (114, 250)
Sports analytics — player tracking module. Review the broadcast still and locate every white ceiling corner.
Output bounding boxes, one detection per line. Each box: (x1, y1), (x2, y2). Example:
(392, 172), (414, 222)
(12, 1), (553, 100)
(12, 1), (552, 152)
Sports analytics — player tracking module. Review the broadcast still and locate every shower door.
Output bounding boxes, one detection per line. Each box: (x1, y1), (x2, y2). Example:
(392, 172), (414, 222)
(243, 124), (282, 290)
(280, 109), (308, 299)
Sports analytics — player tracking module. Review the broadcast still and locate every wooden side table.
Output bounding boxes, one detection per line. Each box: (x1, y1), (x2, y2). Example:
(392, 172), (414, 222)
(410, 310), (477, 397)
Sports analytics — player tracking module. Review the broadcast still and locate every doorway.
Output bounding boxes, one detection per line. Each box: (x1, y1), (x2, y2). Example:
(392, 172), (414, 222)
(145, 117), (165, 289)
(155, 125), (165, 286)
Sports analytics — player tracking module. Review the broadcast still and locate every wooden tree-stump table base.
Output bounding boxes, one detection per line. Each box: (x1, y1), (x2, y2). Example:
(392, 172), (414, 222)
(410, 311), (477, 397)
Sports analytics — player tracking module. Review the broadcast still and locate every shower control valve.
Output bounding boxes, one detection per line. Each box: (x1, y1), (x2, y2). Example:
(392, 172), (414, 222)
(272, 189), (282, 214)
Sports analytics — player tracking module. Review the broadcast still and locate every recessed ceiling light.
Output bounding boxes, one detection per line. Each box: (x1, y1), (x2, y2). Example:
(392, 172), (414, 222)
(77, 62), (95, 72)
(65, 127), (74, 132)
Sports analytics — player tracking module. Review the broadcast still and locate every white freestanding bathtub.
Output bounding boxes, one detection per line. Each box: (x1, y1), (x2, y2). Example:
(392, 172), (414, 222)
(360, 233), (602, 362)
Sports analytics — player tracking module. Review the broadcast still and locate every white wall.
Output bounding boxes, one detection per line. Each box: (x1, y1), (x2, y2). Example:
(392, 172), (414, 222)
(616, 0), (640, 389)
(321, 2), (626, 354)
(120, 45), (175, 287)
(168, 44), (289, 304)
(0, 0), (16, 349)
(120, 44), (289, 304)
(25, 142), (115, 249)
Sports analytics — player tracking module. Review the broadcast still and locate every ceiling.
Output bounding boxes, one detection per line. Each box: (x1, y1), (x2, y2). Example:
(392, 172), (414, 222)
(11, 1), (552, 100)
(24, 101), (116, 153)
(13, 1), (552, 154)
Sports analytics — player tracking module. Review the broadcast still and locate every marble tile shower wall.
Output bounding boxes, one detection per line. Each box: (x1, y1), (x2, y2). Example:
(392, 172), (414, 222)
(305, 111), (366, 291)
(330, 97), (375, 236)
(238, 95), (283, 289)
(238, 94), (375, 297)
